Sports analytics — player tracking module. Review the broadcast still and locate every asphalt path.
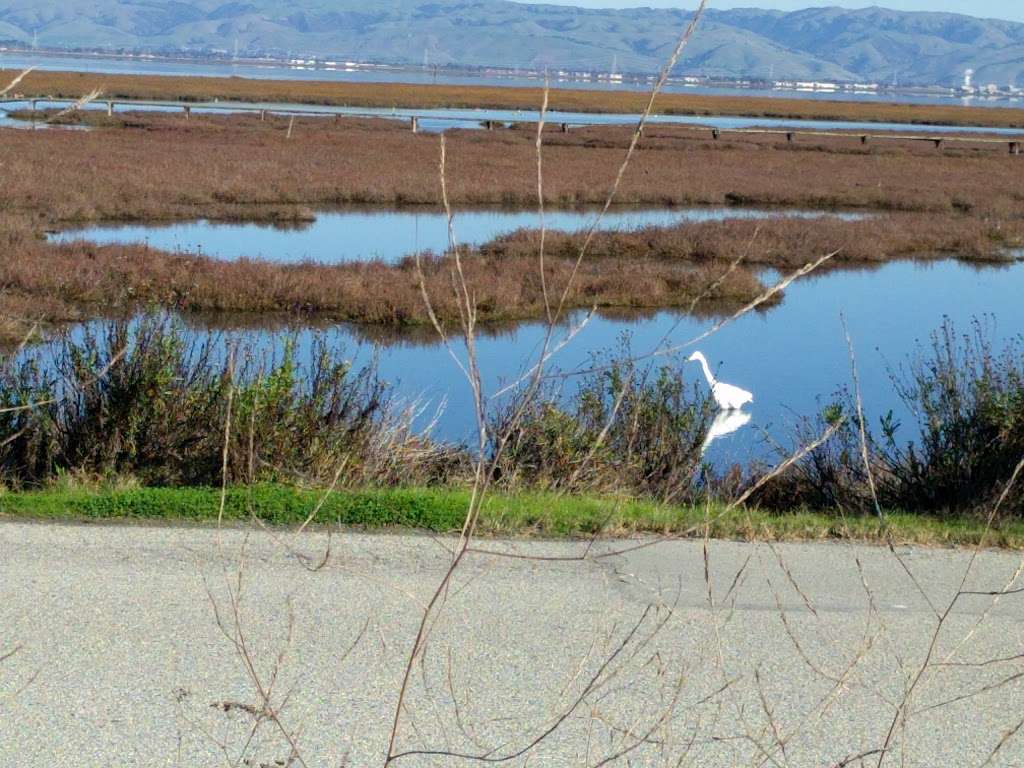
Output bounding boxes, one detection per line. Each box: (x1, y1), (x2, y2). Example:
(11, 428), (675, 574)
(1, 520), (1023, 767)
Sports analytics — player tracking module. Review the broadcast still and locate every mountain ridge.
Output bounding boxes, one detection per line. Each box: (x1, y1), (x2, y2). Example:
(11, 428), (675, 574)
(1, 1), (1021, 87)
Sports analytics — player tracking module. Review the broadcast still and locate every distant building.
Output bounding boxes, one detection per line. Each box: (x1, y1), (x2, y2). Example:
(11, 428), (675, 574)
(961, 68), (975, 93)
(794, 81), (838, 91)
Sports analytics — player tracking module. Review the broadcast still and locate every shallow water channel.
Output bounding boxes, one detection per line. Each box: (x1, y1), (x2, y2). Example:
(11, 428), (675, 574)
(8, 97), (1024, 136)
(50, 206), (861, 264)
(52, 256), (1024, 469)
(252, 259), (1024, 465)
(48, 207), (1024, 466)
(0, 111), (89, 131)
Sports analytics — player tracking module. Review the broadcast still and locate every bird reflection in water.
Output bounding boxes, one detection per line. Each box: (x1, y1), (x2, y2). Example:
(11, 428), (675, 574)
(700, 408), (752, 455)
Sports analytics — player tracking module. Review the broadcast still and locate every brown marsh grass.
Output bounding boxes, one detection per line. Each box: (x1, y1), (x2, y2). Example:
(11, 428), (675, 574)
(11, 68), (1024, 128)
(2, 112), (1023, 340)
(0, 227), (767, 344)
(2, 113), (1024, 223)
(482, 212), (1024, 267)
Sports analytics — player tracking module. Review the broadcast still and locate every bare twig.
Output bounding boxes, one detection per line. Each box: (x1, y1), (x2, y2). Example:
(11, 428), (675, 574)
(842, 315), (883, 520)
(0, 67), (33, 98)
(45, 87), (103, 123)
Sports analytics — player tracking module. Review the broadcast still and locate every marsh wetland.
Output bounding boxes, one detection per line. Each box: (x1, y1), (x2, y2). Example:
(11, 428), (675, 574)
(8, 7), (1024, 766)
(39, 204), (1024, 465)
(48, 205), (862, 263)
(3, 79), (1024, 515)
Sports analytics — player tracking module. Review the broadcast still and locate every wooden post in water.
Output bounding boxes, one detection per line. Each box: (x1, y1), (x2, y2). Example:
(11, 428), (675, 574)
(183, 105), (191, 120)
(260, 109), (267, 121)
(106, 100), (114, 117)
(410, 116), (418, 133)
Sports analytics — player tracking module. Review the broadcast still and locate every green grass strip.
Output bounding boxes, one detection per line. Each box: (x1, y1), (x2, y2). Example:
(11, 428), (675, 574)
(1, 484), (1021, 548)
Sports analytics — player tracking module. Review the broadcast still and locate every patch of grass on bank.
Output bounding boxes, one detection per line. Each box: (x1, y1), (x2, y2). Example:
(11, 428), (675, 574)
(1, 484), (1021, 548)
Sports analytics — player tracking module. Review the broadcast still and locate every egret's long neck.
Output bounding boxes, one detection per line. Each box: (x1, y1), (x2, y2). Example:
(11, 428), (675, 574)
(698, 357), (716, 387)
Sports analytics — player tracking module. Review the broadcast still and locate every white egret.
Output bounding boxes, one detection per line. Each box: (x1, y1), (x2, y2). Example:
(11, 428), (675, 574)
(687, 351), (753, 410)
(700, 409), (752, 454)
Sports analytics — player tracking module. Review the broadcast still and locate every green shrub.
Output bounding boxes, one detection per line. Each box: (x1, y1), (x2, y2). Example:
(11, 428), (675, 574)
(758, 319), (1024, 519)
(876, 319), (1024, 516)
(493, 342), (712, 501)
(0, 315), (460, 488)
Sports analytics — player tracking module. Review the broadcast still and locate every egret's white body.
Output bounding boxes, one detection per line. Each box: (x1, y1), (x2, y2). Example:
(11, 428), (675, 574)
(700, 409), (752, 454)
(688, 351), (753, 411)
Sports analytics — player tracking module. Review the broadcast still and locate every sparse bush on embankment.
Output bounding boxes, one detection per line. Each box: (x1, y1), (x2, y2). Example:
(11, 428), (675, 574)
(0, 316), (463, 489)
(756, 320), (1024, 518)
(493, 346), (713, 502)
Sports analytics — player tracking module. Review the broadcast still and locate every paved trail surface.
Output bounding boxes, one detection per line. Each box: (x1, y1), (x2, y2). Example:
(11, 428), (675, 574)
(1, 521), (1022, 766)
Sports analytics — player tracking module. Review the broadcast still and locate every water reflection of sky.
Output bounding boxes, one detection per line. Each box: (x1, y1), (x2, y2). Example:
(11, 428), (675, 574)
(414, 259), (1022, 466)
(3, 51), (1023, 109)
(8, 97), (1024, 136)
(0, 111), (88, 131)
(53, 259), (1023, 470)
(49, 206), (863, 264)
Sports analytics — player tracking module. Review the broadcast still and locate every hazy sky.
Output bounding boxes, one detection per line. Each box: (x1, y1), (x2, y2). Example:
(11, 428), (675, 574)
(518, 1), (1024, 23)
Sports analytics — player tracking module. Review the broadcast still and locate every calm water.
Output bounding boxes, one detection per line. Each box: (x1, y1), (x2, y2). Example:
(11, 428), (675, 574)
(50, 207), (862, 264)
(7, 97), (1024, 136)
(6, 51), (1024, 110)
(0, 111), (87, 130)
(2, 52), (1020, 108)
(59, 259), (1018, 468)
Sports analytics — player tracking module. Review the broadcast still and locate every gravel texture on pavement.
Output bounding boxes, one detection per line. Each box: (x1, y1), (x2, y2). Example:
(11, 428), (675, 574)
(1, 520), (1023, 767)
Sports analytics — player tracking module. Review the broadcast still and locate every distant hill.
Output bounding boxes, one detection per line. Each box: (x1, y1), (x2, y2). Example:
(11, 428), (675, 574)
(1, 1), (1023, 87)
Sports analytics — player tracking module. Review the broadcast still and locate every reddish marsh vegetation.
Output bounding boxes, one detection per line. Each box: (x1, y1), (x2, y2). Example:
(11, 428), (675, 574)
(6, 31), (1024, 768)
(482, 212), (1024, 268)
(2, 112), (1022, 340)
(0, 220), (765, 343)
(2, 113), (1024, 220)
